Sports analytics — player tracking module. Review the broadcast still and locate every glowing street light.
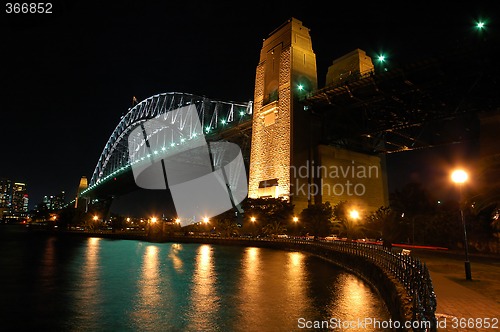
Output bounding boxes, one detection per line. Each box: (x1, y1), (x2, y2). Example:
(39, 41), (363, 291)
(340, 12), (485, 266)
(93, 215), (99, 221)
(175, 218), (181, 224)
(349, 210), (360, 220)
(451, 169), (472, 280)
(451, 169), (468, 184)
(203, 217), (209, 224)
(293, 216), (299, 223)
(250, 216), (256, 222)
(151, 217), (157, 223)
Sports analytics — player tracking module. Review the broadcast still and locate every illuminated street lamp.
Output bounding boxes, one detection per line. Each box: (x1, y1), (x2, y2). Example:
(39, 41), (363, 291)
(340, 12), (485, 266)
(349, 210), (360, 220)
(293, 216), (299, 223)
(451, 169), (472, 280)
(175, 218), (181, 224)
(250, 216), (256, 222)
(203, 217), (209, 224)
(93, 215), (99, 221)
(151, 217), (157, 223)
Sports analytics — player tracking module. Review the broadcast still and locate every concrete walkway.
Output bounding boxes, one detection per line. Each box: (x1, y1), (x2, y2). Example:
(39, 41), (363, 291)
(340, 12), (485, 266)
(410, 249), (500, 331)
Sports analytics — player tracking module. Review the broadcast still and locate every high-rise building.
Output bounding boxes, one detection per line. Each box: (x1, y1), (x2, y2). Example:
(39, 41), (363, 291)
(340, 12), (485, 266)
(0, 178), (12, 209)
(0, 178), (12, 219)
(11, 182), (28, 213)
(2, 181), (29, 222)
(43, 191), (66, 210)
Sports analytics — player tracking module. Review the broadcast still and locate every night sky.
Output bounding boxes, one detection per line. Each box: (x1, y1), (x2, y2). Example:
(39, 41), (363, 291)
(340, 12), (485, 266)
(2, 0), (497, 209)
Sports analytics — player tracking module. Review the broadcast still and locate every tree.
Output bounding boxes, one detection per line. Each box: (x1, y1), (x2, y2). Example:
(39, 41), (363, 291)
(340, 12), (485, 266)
(472, 155), (500, 215)
(262, 220), (287, 236)
(300, 202), (333, 237)
(215, 209), (240, 237)
(389, 182), (436, 244)
(241, 197), (294, 234)
(388, 182), (471, 247)
(331, 201), (366, 239)
(30, 201), (50, 223)
(469, 156), (500, 246)
(426, 201), (462, 247)
(110, 213), (126, 232)
(58, 206), (84, 229)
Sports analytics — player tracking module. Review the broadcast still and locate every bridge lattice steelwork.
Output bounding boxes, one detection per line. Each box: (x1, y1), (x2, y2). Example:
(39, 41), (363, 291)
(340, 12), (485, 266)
(83, 92), (252, 196)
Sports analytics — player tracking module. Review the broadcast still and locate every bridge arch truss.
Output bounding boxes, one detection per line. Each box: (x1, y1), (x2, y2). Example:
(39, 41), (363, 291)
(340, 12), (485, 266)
(87, 92), (252, 192)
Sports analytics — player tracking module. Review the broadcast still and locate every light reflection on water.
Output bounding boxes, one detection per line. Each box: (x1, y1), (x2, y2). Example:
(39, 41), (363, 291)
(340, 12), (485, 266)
(186, 244), (220, 332)
(0, 229), (391, 331)
(238, 247), (262, 329)
(169, 243), (184, 272)
(73, 237), (101, 331)
(133, 245), (162, 328)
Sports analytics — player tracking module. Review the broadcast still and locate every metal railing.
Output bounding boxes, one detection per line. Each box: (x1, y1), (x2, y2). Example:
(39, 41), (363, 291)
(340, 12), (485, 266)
(311, 239), (437, 330)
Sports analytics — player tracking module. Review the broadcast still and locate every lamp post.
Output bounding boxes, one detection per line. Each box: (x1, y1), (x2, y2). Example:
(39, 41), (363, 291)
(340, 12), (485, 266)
(348, 209), (360, 239)
(451, 169), (472, 280)
(250, 217), (257, 237)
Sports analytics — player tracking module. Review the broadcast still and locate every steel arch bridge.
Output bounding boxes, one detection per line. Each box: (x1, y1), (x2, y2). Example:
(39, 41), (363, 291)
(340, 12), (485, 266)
(81, 92), (253, 197)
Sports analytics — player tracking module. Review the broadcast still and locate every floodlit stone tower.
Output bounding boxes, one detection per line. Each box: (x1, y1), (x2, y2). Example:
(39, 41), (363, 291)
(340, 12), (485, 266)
(75, 176), (88, 209)
(249, 18), (389, 216)
(248, 18), (318, 212)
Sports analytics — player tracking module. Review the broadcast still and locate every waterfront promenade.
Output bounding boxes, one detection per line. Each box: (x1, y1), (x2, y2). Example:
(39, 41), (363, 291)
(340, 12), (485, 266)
(411, 249), (500, 332)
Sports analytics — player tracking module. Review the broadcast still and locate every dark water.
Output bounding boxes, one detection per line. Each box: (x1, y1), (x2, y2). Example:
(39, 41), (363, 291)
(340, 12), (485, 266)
(0, 225), (390, 331)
